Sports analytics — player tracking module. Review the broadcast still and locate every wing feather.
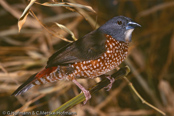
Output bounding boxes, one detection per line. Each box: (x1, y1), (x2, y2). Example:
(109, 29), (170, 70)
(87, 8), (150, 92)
(46, 30), (106, 68)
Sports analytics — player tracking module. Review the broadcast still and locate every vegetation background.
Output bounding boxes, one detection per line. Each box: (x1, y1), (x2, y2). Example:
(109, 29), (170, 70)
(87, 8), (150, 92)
(0, 0), (174, 116)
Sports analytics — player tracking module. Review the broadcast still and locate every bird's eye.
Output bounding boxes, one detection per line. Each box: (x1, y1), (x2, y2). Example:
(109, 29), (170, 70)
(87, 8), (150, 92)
(117, 21), (122, 25)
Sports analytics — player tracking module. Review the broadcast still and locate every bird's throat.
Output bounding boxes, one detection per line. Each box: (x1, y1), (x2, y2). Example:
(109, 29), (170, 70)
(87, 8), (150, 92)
(124, 29), (134, 42)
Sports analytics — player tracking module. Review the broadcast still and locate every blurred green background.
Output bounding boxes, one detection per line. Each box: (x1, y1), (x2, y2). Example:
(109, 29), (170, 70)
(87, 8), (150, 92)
(0, 0), (174, 116)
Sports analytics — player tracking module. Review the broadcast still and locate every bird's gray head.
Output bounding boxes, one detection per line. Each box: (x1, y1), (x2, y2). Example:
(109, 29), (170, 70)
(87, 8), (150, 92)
(98, 16), (141, 42)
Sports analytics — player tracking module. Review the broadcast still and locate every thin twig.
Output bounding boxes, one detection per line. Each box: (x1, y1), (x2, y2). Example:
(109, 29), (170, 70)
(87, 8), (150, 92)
(125, 58), (162, 107)
(123, 76), (166, 116)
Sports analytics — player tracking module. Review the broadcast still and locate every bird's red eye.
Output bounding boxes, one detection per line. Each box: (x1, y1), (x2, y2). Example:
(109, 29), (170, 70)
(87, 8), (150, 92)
(117, 21), (122, 25)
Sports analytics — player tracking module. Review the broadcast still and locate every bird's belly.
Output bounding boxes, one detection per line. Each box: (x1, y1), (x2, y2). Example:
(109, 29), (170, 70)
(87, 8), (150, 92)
(70, 52), (127, 79)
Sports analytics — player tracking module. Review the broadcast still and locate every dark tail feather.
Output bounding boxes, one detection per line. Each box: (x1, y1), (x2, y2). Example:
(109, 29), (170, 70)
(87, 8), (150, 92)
(12, 67), (58, 96)
(11, 73), (37, 96)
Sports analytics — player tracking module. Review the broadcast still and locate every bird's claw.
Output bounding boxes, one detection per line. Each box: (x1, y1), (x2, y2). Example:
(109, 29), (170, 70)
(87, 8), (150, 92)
(104, 76), (115, 91)
(81, 89), (91, 104)
(72, 79), (91, 104)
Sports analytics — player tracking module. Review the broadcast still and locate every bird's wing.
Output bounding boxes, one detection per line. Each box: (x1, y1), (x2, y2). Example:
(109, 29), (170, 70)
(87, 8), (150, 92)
(46, 30), (106, 68)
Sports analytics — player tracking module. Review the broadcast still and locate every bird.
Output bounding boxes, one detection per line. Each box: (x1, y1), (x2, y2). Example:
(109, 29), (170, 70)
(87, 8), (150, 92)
(12, 16), (141, 104)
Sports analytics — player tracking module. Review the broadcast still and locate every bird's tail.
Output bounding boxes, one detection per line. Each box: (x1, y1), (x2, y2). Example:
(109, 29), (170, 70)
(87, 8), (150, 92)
(11, 67), (59, 96)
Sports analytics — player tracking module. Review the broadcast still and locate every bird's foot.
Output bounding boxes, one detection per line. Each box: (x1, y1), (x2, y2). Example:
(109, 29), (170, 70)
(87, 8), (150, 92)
(80, 87), (91, 104)
(104, 75), (115, 91)
(72, 79), (91, 104)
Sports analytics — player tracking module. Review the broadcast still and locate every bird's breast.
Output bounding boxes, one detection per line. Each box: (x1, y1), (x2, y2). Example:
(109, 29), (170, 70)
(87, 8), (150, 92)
(65, 34), (129, 80)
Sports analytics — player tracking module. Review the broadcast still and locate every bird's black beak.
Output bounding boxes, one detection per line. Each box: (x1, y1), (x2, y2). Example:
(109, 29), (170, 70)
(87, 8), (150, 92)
(126, 21), (141, 30)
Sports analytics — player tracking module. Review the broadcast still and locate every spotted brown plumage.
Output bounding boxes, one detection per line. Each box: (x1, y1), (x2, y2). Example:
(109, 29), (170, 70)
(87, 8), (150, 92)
(12, 16), (140, 104)
(68, 35), (128, 80)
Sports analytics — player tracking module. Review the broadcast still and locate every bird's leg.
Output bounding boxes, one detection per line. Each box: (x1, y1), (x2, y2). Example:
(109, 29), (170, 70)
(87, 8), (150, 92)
(72, 79), (91, 104)
(100, 75), (115, 91)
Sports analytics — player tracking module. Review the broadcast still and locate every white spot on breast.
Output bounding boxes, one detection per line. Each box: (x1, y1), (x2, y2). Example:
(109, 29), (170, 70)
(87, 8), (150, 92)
(74, 70), (77, 73)
(76, 66), (80, 72)
(83, 61), (86, 64)
(107, 50), (110, 53)
(89, 64), (92, 67)
(100, 63), (103, 67)
(84, 66), (87, 69)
